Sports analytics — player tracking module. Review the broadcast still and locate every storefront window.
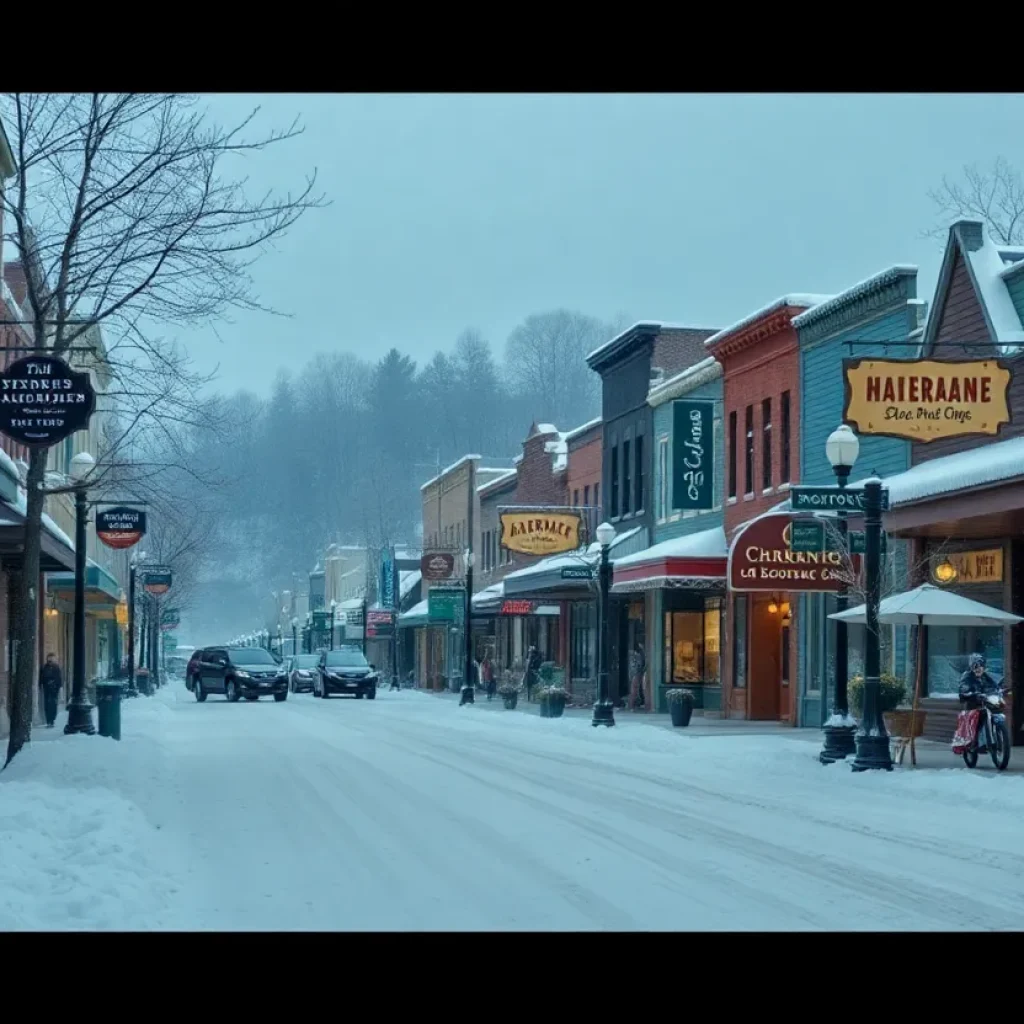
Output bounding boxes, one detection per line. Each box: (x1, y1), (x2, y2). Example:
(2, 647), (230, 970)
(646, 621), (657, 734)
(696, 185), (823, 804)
(570, 601), (595, 682)
(927, 626), (1004, 697)
(663, 596), (722, 684)
(733, 594), (747, 688)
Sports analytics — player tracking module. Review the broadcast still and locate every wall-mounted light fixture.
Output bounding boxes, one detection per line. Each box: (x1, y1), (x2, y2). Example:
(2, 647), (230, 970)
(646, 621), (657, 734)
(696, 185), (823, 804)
(933, 559), (958, 585)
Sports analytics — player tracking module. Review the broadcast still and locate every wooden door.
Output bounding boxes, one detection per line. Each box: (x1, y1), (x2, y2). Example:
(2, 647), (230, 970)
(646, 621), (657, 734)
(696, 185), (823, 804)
(749, 598), (781, 720)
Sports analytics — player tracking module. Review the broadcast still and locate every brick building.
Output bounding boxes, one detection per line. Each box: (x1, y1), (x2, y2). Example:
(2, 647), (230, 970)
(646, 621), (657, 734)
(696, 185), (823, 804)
(707, 293), (832, 722)
(564, 417), (602, 539)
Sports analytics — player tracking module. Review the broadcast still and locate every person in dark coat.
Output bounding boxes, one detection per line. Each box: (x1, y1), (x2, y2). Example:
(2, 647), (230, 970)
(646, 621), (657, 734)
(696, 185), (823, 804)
(39, 653), (63, 728)
(481, 654), (496, 699)
(524, 645), (542, 702)
(958, 652), (1001, 753)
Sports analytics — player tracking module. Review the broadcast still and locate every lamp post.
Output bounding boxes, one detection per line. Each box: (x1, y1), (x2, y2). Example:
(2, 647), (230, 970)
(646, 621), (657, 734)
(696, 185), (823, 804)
(126, 548), (146, 698)
(852, 477), (893, 772)
(291, 617), (298, 658)
(462, 549), (475, 704)
(592, 521), (616, 728)
(361, 597), (367, 658)
(305, 611), (312, 653)
(820, 424), (860, 765)
(65, 452), (96, 735)
(276, 625), (283, 657)
(329, 600), (337, 651)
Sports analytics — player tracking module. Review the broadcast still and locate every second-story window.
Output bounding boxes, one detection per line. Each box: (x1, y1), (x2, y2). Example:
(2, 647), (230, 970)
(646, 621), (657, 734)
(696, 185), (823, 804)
(622, 437), (632, 515)
(573, 488), (580, 508)
(657, 438), (669, 520)
(762, 397), (772, 491)
(728, 411), (737, 499)
(781, 390), (791, 483)
(744, 405), (754, 496)
(610, 443), (619, 518)
(635, 433), (644, 513)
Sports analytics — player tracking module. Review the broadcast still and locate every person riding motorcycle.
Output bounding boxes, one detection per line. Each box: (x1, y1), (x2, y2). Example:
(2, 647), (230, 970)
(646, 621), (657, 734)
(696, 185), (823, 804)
(958, 653), (1001, 753)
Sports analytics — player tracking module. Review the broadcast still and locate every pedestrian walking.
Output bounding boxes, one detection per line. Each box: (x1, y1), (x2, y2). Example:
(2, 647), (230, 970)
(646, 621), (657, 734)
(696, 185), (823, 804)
(628, 642), (646, 710)
(39, 653), (63, 728)
(481, 653), (496, 700)
(459, 657), (479, 706)
(524, 645), (542, 702)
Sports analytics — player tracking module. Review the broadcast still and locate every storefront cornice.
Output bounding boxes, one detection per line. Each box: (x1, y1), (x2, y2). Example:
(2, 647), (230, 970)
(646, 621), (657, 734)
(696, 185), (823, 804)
(614, 556), (726, 586)
(611, 575), (724, 594)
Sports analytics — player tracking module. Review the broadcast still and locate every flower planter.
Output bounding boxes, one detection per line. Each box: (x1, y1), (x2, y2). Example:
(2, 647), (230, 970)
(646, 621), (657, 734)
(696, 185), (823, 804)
(547, 695), (566, 718)
(669, 698), (693, 728)
(502, 693), (518, 710)
(538, 699), (550, 718)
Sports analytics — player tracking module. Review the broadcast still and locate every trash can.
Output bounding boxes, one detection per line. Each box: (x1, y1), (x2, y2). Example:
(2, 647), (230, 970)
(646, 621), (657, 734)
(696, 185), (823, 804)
(95, 682), (123, 741)
(136, 667), (151, 697)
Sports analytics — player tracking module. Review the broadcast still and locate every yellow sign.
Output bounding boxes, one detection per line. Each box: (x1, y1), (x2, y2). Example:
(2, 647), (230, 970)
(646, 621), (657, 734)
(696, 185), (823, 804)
(114, 600), (129, 627)
(932, 549), (1003, 586)
(499, 510), (583, 557)
(843, 358), (1012, 443)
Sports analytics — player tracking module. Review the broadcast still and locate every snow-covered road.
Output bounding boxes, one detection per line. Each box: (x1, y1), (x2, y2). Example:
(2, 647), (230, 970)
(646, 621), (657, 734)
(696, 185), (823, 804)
(5, 681), (1024, 930)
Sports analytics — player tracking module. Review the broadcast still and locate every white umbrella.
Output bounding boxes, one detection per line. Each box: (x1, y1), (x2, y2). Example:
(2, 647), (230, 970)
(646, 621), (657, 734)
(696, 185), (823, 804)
(829, 583), (1023, 627)
(828, 584), (1022, 767)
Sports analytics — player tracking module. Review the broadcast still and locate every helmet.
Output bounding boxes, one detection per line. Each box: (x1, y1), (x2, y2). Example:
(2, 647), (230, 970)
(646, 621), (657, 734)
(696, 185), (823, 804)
(969, 653), (986, 669)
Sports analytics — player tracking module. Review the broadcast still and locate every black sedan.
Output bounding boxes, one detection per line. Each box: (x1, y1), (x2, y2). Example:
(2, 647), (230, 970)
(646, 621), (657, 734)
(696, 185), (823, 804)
(288, 654), (319, 693)
(314, 648), (378, 699)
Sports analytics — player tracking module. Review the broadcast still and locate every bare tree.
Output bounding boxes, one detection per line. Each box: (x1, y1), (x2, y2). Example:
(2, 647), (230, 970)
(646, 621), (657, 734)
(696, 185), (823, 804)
(926, 157), (1024, 245)
(1, 93), (324, 765)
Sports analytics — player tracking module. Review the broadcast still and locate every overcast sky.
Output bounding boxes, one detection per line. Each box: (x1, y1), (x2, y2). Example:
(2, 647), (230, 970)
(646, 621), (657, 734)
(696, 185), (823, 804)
(181, 93), (1024, 394)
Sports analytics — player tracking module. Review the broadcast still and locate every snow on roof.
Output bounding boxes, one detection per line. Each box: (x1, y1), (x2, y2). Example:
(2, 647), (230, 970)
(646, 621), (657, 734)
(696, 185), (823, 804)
(419, 454), (482, 492)
(1000, 258), (1024, 282)
(502, 526), (644, 580)
(881, 434), (1024, 507)
(705, 294), (834, 349)
(478, 468), (517, 494)
(964, 233), (1024, 354)
(544, 435), (569, 472)
(534, 423), (559, 436)
(791, 266), (917, 331)
(647, 356), (721, 407)
(564, 417), (602, 442)
(399, 570), (421, 599)
(399, 598), (428, 621)
(472, 581), (504, 606)
(586, 320), (662, 363)
(613, 526), (727, 568)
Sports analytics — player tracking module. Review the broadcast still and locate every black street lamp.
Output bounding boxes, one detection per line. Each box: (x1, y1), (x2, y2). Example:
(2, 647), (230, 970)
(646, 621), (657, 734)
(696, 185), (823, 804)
(592, 521), (616, 728)
(291, 617), (298, 658)
(329, 600), (337, 651)
(305, 612), (312, 653)
(462, 549), (475, 704)
(276, 625), (283, 657)
(65, 452), (96, 735)
(126, 548), (146, 698)
(820, 424), (860, 765)
(852, 477), (893, 772)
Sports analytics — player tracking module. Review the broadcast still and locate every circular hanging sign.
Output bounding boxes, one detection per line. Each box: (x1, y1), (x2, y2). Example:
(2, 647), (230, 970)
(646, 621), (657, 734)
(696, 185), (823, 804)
(144, 569), (172, 596)
(96, 506), (147, 549)
(0, 355), (96, 448)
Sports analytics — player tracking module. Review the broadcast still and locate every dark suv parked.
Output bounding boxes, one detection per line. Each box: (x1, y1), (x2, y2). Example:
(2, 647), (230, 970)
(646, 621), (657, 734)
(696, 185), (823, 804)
(315, 647), (378, 699)
(192, 647), (289, 703)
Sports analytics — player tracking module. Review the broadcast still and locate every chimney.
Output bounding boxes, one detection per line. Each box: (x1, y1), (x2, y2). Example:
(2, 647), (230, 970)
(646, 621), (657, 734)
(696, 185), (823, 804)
(955, 220), (985, 252)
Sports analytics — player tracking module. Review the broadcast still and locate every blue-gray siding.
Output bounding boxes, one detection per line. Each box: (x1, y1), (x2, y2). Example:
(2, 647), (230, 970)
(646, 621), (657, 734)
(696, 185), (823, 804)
(651, 376), (724, 544)
(1006, 270), (1024, 324)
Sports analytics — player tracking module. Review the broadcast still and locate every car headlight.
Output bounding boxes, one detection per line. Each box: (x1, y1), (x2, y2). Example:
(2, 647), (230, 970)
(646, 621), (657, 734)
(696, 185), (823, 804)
(235, 670), (251, 679)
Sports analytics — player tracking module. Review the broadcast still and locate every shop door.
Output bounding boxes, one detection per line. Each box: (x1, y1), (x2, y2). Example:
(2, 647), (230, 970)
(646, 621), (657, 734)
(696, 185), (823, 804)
(749, 597), (782, 720)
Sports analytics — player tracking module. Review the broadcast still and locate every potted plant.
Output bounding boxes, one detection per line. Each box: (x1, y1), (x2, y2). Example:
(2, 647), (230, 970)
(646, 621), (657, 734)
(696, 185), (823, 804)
(543, 684), (567, 718)
(666, 687), (695, 727)
(848, 673), (907, 718)
(498, 683), (519, 710)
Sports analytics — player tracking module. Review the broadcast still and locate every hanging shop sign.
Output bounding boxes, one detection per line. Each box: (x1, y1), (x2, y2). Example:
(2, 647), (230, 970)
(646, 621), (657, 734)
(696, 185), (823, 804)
(0, 355), (96, 447)
(728, 513), (860, 593)
(95, 506), (147, 549)
(164, 635), (178, 650)
(366, 608), (395, 639)
(114, 599), (129, 628)
(428, 587), (465, 622)
(312, 610), (330, 632)
(499, 509), (583, 557)
(932, 548), (1003, 586)
(160, 607), (180, 631)
(345, 608), (363, 626)
(143, 569), (172, 596)
(843, 358), (1012, 443)
(672, 399), (715, 510)
(500, 599), (536, 616)
(420, 551), (455, 581)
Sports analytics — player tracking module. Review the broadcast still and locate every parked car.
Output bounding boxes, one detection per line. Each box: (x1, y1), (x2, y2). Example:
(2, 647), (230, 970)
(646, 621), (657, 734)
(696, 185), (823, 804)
(288, 654), (319, 693)
(314, 647), (378, 699)
(184, 648), (205, 691)
(191, 646), (289, 703)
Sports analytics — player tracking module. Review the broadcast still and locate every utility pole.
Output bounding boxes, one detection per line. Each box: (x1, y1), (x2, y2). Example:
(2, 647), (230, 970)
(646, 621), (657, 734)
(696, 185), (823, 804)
(461, 458), (476, 705)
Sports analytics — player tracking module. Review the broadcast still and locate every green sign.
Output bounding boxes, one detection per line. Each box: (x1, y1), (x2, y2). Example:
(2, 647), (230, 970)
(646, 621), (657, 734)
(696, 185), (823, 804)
(672, 399), (715, 511)
(161, 607), (180, 626)
(790, 520), (823, 553)
(164, 635), (178, 650)
(561, 566), (594, 580)
(429, 588), (465, 622)
(850, 531), (866, 554)
(790, 485), (890, 513)
(312, 611), (330, 632)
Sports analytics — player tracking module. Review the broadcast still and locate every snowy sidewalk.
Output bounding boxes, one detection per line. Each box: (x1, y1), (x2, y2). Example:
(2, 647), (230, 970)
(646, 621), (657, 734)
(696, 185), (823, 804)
(5, 680), (1024, 930)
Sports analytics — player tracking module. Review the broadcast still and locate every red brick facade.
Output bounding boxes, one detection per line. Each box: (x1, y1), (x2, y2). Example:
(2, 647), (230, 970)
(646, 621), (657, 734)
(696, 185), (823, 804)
(709, 300), (816, 724)
(565, 421), (601, 539)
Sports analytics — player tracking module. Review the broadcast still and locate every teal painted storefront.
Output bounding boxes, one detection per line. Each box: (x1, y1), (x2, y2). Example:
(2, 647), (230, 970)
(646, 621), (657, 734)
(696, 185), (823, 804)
(644, 361), (726, 713)
(1005, 264), (1024, 320)
(794, 267), (924, 728)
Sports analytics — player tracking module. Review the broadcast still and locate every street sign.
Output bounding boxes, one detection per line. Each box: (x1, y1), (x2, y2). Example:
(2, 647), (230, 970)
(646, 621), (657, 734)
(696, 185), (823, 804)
(790, 485), (890, 512)
(428, 588), (465, 621)
(367, 608), (395, 639)
(160, 607), (180, 631)
(790, 520), (823, 553)
(850, 531), (866, 554)
(143, 569), (172, 596)
(561, 566), (594, 580)
(312, 611), (330, 632)
(0, 355), (96, 447)
(164, 635), (178, 650)
(96, 506), (146, 549)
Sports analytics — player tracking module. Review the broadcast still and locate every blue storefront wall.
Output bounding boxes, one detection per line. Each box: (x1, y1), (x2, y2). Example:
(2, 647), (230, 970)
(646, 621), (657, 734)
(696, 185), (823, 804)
(795, 267), (923, 728)
(651, 374), (724, 544)
(1006, 266), (1024, 320)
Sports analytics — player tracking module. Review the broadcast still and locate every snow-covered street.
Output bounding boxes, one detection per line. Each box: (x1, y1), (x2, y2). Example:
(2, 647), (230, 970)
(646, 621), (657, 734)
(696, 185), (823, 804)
(5, 682), (1024, 930)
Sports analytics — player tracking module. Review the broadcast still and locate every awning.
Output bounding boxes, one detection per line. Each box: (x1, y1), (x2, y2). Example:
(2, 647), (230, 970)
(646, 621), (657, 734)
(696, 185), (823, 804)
(47, 558), (123, 605)
(471, 582), (504, 615)
(0, 503), (76, 572)
(398, 598), (429, 629)
(501, 526), (645, 597)
(612, 526), (727, 593)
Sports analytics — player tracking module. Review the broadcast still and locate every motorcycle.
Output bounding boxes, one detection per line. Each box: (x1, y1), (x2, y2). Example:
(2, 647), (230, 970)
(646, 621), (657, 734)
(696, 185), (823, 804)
(961, 688), (1012, 772)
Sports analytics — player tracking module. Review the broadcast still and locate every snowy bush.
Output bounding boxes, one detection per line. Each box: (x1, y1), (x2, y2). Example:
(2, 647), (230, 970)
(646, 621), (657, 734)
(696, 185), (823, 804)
(848, 673), (906, 715)
(665, 688), (695, 704)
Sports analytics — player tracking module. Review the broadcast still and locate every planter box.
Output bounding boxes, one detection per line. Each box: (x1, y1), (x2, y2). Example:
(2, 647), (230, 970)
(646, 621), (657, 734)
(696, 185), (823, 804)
(502, 693), (518, 710)
(669, 699), (694, 728)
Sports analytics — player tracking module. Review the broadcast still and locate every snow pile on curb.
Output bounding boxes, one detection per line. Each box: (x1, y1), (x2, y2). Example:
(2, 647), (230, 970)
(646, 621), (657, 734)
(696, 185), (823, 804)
(0, 700), (188, 931)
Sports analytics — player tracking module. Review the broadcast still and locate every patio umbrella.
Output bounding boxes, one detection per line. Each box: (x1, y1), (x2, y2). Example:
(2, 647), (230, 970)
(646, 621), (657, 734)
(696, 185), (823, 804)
(829, 584), (1023, 765)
